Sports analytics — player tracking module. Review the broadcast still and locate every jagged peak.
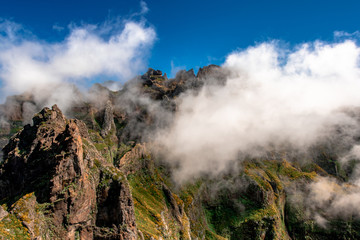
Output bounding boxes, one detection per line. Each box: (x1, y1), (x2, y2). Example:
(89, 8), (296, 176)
(175, 68), (196, 80)
(196, 64), (221, 78)
(32, 104), (66, 126)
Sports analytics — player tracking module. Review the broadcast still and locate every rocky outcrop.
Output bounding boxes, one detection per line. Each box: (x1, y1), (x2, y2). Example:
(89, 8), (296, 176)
(141, 68), (163, 80)
(0, 205), (8, 221)
(96, 174), (137, 240)
(0, 93), (36, 122)
(119, 143), (151, 175)
(101, 100), (115, 137)
(0, 105), (97, 238)
(162, 184), (183, 223)
(196, 64), (227, 85)
(0, 105), (138, 239)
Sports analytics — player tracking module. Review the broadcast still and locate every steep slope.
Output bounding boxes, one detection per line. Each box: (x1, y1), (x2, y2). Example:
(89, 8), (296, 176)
(118, 143), (225, 239)
(0, 105), (137, 239)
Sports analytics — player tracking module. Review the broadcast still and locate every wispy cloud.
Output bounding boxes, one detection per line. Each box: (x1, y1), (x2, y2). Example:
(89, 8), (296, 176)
(140, 1), (149, 15)
(334, 30), (360, 38)
(52, 23), (65, 32)
(170, 60), (186, 78)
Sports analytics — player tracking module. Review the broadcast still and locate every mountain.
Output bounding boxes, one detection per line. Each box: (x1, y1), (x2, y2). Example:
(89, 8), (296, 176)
(1, 66), (360, 239)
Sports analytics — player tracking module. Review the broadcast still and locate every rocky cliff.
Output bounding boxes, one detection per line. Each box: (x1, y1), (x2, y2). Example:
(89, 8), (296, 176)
(0, 105), (138, 239)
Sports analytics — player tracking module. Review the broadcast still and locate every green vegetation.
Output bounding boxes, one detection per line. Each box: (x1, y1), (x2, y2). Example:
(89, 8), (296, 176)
(0, 212), (31, 240)
(88, 129), (114, 164)
(128, 165), (169, 238)
(126, 153), (203, 239)
(0, 192), (49, 240)
(201, 159), (319, 239)
(98, 164), (125, 189)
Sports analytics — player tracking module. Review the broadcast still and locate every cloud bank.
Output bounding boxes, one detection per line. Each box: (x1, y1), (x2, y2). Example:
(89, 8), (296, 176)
(0, 18), (156, 109)
(156, 40), (360, 182)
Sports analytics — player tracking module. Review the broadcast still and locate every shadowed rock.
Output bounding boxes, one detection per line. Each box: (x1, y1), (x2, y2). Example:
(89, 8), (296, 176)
(0, 105), (138, 239)
(101, 100), (115, 137)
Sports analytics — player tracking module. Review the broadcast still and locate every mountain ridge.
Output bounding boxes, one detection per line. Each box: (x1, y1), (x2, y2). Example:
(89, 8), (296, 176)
(1, 66), (360, 239)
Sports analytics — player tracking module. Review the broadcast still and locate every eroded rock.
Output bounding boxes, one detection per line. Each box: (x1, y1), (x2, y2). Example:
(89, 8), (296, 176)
(0, 105), (138, 239)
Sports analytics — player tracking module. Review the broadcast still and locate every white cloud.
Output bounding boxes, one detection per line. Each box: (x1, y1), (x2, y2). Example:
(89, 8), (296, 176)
(0, 19), (156, 110)
(155, 40), (360, 183)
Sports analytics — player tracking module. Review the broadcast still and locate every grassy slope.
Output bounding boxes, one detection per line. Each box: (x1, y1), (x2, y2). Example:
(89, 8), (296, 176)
(203, 159), (316, 240)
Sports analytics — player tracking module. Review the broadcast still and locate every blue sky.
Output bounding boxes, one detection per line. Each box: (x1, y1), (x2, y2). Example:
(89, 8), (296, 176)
(1, 0), (360, 79)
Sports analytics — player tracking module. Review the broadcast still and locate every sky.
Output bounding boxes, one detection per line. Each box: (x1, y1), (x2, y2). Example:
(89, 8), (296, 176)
(1, 0), (360, 86)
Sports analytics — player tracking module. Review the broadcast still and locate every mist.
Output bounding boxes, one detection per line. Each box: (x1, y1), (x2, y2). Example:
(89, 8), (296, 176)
(286, 176), (360, 227)
(155, 40), (360, 182)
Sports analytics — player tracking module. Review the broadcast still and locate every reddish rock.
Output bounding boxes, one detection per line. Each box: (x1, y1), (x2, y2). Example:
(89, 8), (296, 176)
(0, 105), (138, 239)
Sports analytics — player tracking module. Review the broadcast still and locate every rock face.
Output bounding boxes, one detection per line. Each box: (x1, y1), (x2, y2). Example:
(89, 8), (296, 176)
(0, 93), (37, 122)
(96, 178), (137, 239)
(0, 137), (7, 162)
(0, 105), (138, 240)
(101, 100), (115, 137)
